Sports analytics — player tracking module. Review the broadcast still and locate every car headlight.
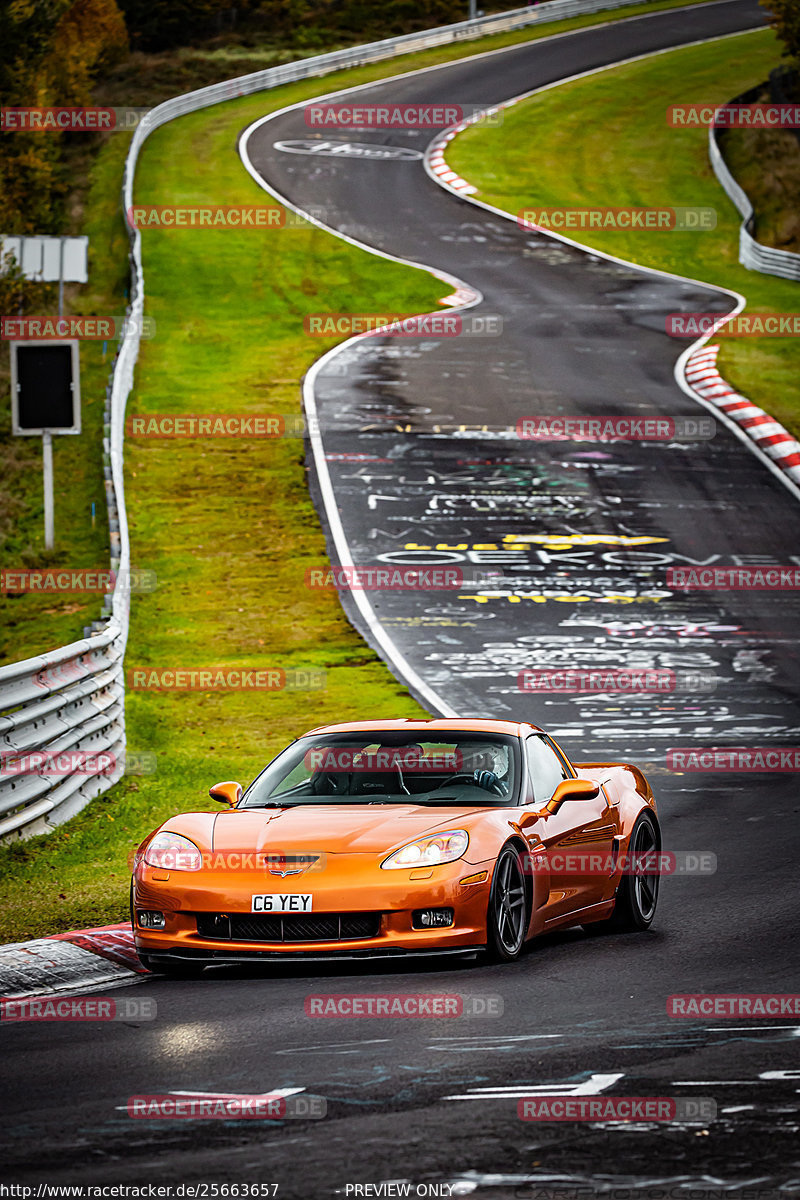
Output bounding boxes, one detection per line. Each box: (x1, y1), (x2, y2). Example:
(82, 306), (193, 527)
(381, 830), (469, 870)
(143, 832), (202, 871)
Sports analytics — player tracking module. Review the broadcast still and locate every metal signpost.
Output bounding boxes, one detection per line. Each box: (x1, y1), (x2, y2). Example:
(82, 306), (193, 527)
(3, 234), (87, 548)
(10, 340), (81, 547)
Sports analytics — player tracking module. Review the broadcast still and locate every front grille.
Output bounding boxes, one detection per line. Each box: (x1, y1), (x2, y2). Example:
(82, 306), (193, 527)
(195, 912), (381, 943)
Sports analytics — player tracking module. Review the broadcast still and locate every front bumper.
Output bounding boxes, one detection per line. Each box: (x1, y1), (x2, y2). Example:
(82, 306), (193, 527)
(132, 857), (492, 961)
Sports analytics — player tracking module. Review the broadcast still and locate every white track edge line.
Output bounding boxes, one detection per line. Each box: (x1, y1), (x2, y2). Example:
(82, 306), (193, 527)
(238, 10), (787, 717)
(421, 26), (800, 504)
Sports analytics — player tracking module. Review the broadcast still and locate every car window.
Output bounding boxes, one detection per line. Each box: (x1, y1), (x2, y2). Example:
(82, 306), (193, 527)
(526, 736), (569, 804)
(241, 734), (521, 806)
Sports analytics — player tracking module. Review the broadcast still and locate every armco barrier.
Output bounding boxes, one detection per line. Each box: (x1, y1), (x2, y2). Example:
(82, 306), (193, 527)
(0, 0), (666, 842)
(0, 336), (132, 841)
(709, 87), (800, 282)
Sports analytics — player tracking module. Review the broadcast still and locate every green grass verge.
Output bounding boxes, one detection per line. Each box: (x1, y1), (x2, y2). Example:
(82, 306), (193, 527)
(0, 0), (718, 668)
(722, 119), (800, 254)
(0, 136), (134, 664)
(0, 87), (441, 942)
(0, 0), (749, 942)
(447, 28), (800, 438)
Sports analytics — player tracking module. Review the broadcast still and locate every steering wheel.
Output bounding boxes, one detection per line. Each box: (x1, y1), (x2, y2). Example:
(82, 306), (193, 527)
(432, 771), (507, 796)
(312, 771), (351, 795)
(474, 769), (508, 797)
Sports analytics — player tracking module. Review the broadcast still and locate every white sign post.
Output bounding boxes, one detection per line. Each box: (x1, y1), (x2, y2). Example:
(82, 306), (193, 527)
(3, 234), (87, 549)
(42, 432), (54, 549)
(9, 340), (81, 549)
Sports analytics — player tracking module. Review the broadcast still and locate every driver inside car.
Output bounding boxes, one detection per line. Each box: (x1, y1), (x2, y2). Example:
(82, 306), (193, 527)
(458, 743), (510, 796)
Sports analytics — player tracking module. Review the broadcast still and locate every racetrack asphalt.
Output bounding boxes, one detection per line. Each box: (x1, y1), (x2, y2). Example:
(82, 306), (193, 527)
(2, 4), (799, 1194)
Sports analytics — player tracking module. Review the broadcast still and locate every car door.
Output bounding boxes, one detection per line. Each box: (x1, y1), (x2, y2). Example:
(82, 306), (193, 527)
(524, 735), (618, 924)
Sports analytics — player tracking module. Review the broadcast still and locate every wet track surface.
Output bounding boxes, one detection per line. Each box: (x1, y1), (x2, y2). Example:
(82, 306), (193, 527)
(242, 0), (800, 764)
(3, 3), (799, 1194)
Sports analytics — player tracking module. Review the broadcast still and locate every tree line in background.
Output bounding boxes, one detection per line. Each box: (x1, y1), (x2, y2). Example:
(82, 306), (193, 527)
(1, 0), (798, 240)
(0, 0), (127, 235)
(117, 0), (477, 51)
(761, 0), (800, 81)
(0, 0), (478, 239)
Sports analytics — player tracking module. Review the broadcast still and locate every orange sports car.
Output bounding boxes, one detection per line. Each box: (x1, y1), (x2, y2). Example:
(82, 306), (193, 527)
(131, 718), (661, 976)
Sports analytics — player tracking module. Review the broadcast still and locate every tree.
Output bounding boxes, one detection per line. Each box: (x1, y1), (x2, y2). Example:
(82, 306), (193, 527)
(118, 0), (246, 51)
(761, 0), (800, 68)
(44, 0), (128, 106)
(0, 0), (127, 234)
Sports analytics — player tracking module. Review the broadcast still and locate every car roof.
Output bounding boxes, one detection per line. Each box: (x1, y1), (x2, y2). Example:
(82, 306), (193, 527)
(300, 718), (543, 737)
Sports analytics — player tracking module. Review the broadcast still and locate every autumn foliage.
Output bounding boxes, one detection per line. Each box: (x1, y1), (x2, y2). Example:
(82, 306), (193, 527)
(0, 0), (127, 234)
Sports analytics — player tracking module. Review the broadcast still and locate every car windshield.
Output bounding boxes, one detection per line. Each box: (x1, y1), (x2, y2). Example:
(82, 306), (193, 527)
(240, 732), (521, 807)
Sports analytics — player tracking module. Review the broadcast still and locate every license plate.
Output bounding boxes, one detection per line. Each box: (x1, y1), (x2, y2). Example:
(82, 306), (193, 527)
(251, 893), (313, 913)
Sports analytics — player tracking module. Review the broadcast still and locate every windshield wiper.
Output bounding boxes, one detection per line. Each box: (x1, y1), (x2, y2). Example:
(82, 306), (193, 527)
(240, 801), (301, 809)
(242, 797), (506, 808)
(409, 797), (502, 806)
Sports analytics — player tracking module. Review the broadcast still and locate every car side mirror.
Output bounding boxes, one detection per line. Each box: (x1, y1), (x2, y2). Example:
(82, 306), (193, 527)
(546, 777), (600, 814)
(209, 780), (242, 807)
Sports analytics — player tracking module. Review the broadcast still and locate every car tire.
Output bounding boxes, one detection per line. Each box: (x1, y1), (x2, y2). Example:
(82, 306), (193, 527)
(485, 844), (529, 962)
(583, 811), (660, 935)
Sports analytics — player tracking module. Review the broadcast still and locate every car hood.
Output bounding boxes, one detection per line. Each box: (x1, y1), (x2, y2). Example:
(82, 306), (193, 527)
(162, 804), (497, 856)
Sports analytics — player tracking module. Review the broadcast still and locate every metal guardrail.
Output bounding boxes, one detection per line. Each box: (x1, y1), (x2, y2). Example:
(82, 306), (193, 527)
(708, 88), (800, 282)
(0, 0), (666, 842)
(0, 323), (132, 841)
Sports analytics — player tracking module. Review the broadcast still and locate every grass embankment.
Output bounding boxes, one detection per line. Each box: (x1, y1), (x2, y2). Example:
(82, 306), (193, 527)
(0, 137), (134, 663)
(0, 0), (748, 941)
(0, 84), (442, 941)
(447, 29), (800, 438)
(723, 117), (800, 253)
(0, 0), (720, 665)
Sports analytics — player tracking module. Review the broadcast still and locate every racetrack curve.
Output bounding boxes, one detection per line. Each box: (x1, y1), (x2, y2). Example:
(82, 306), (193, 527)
(2, 5), (799, 1196)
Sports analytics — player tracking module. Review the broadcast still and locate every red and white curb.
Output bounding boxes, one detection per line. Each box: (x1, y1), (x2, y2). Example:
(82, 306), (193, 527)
(425, 101), (800, 497)
(0, 923), (144, 998)
(428, 123), (481, 194)
(685, 344), (800, 485)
